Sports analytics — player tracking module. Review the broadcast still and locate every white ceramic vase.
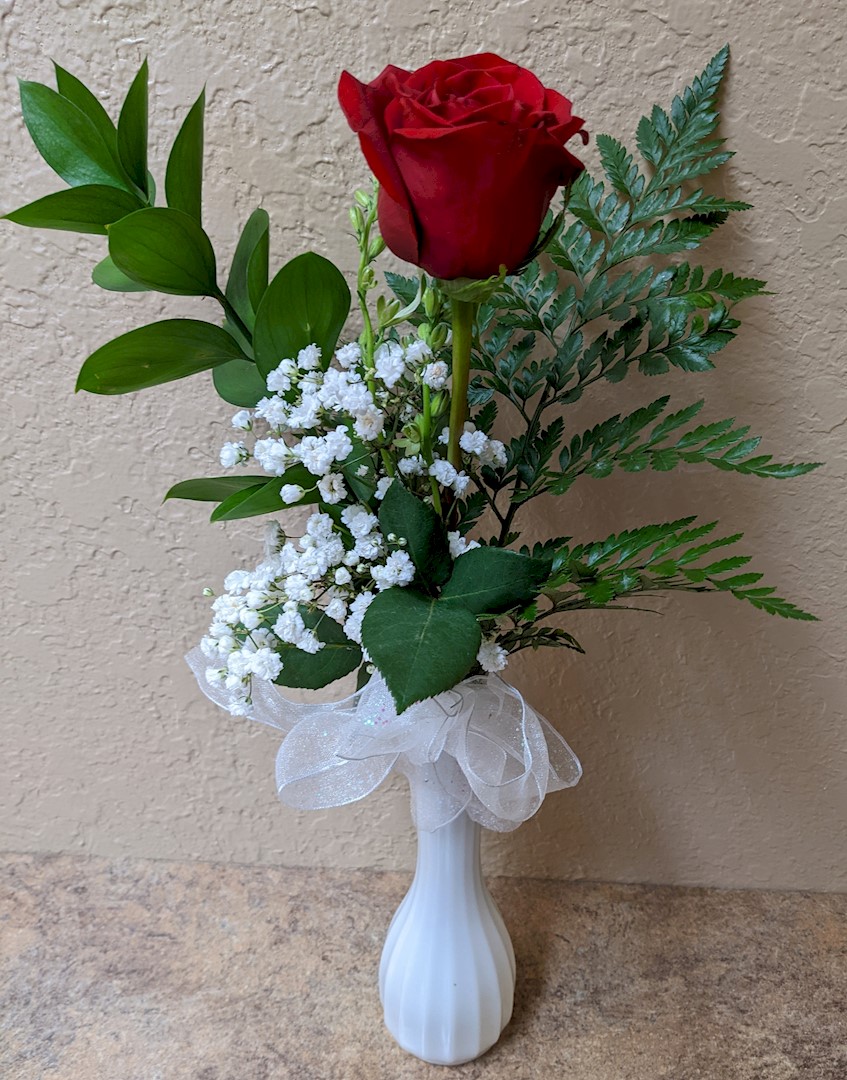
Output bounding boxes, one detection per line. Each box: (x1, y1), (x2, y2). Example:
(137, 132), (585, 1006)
(379, 810), (516, 1066)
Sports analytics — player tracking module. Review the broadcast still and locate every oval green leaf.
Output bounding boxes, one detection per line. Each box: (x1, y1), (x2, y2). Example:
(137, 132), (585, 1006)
(164, 475), (270, 502)
(92, 254), (149, 292)
(212, 357), (267, 407)
(165, 88), (204, 223)
(378, 481), (451, 586)
(4, 185), (144, 235)
(19, 80), (133, 192)
(117, 59), (149, 197)
(440, 547), (550, 615)
(53, 63), (119, 167)
(361, 589), (481, 713)
(76, 318), (248, 395)
(225, 207), (269, 328)
(209, 465), (319, 522)
(107, 207), (217, 295)
(253, 251), (351, 377)
(274, 609), (362, 690)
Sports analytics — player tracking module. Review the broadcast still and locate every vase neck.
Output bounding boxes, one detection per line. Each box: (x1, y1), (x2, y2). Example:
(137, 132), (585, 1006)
(415, 812), (482, 891)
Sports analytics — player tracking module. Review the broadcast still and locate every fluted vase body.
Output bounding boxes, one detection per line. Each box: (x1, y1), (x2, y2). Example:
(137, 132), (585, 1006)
(379, 811), (516, 1066)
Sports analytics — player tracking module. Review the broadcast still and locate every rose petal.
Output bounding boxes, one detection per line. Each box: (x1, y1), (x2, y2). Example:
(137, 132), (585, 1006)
(337, 69), (421, 262)
(390, 121), (580, 279)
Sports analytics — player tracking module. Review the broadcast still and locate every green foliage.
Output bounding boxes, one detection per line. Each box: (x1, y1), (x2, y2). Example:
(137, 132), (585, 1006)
(165, 88), (204, 223)
(274, 609), (362, 689)
(18, 79), (137, 193)
(253, 252), (351, 378)
(117, 60), (149, 197)
(164, 476), (270, 502)
(226, 208), (270, 330)
(547, 396), (821, 494)
(499, 624), (584, 656)
(340, 436), (377, 504)
(543, 517), (816, 621)
(76, 319), (247, 394)
(212, 357), (267, 407)
(107, 207), (218, 295)
(209, 467), (319, 522)
(361, 588), (482, 713)
(92, 254), (149, 292)
(474, 46), (763, 423)
(53, 62), (120, 162)
(440, 547), (549, 615)
(378, 482), (452, 588)
(3, 186), (144, 234)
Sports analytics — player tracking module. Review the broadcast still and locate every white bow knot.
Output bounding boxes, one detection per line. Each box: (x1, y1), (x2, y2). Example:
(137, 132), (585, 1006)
(187, 648), (581, 832)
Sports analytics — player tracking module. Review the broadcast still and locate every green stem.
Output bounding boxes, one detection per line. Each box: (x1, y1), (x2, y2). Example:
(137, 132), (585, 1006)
(216, 291), (253, 345)
(420, 382), (442, 515)
(447, 299), (477, 469)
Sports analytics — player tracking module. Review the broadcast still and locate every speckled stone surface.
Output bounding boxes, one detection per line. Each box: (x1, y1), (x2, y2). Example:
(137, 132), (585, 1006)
(1, 854), (845, 1079)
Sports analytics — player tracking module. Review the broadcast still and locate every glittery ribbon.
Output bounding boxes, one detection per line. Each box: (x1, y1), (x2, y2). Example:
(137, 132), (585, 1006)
(186, 647), (581, 832)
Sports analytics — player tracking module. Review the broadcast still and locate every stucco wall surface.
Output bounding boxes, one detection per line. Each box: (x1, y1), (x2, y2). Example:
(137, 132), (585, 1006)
(0, 0), (845, 891)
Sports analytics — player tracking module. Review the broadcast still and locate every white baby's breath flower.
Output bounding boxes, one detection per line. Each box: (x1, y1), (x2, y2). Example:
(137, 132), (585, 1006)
(374, 341), (407, 388)
(398, 454), (425, 477)
(254, 438), (294, 476)
(459, 427), (489, 457)
(255, 395), (291, 429)
(429, 459), (458, 487)
(219, 441), (249, 468)
(335, 342), (362, 368)
(239, 608), (261, 631)
(273, 607), (306, 645)
(325, 597), (348, 622)
(371, 550), (415, 591)
(353, 405), (385, 441)
(451, 471), (470, 497)
(248, 647), (283, 681)
(318, 472), (346, 504)
(297, 629), (323, 654)
(297, 344), (322, 370)
(281, 484), (305, 504)
(482, 438), (507, 469)
(422, 360), (448, 389)
(205, 666), (226, 686)
(375, 476), (393, 500)
(477, 639), (508, 673)
(404, 339), (432, 365)
(343, 590), (375, 644)
(284, 574), (313, 603)
(266, 358), (296, 392)
(447, 531), (481, 559)
(231, 410), (253, 431)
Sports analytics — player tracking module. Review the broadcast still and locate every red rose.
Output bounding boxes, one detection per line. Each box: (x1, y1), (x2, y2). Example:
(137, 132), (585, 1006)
(338, 53), (586, 281)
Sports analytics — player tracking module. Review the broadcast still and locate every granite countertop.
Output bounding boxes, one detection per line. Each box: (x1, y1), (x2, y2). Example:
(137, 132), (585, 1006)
(1, 853), (845, 1079)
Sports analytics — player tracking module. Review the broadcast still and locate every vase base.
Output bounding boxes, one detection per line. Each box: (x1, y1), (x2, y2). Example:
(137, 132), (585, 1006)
(387, 1019), (507, 1067)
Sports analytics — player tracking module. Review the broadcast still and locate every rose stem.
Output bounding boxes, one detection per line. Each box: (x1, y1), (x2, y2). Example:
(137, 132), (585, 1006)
(419, 381), (442, 515)
(447, 298), (477, 470)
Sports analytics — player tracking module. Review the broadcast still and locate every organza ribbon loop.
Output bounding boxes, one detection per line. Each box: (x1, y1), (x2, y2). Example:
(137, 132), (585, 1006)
(186, 647), (581, 832)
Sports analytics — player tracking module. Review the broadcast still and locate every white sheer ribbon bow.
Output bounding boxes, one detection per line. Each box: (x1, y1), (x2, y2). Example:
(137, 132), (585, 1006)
(186, 647), (582, 832)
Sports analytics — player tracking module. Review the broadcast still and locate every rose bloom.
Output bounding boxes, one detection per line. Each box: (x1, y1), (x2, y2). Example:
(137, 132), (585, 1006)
(339, 52), (586, 281)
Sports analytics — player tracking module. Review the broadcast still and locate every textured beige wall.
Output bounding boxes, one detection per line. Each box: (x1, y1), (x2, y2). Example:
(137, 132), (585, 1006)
(1, 0), (845, 891)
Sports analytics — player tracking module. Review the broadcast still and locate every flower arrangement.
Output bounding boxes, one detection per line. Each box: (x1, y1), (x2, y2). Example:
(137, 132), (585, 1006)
(5, 43), (823, 1067)
(6, 47), (818, 719)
